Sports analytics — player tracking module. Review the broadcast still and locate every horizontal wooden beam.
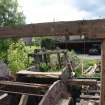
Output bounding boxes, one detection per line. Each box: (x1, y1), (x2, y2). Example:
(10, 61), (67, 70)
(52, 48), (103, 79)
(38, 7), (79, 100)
(17, 71), (61, 78)
(0, 19), (105, 38)
(0, 81), (49, 96)
(80, 95), (100, 100)
(16, 71), (100, 85)
(81, 90), (100, 94)
(0, 93), (8, 100)
(66, 79), (98, 85)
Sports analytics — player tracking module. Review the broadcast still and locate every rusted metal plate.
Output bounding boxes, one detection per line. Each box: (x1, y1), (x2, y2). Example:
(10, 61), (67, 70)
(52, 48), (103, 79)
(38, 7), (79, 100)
(0, 19), (105, 38)
(39, 80), (70, 105)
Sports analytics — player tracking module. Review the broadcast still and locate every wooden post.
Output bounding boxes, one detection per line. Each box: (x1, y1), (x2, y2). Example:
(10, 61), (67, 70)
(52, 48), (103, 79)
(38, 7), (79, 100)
(100, 40), (105, 105)
(57, 53), (61, 68)
(18, 95), (28, 105)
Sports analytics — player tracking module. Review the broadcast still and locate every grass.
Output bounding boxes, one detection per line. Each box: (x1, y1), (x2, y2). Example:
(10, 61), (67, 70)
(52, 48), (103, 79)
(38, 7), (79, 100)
(75, 59), (101, 77)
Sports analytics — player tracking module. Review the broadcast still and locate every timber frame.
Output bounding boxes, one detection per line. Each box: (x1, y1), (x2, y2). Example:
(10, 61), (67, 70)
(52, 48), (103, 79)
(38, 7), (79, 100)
(0, 19), (105, 105)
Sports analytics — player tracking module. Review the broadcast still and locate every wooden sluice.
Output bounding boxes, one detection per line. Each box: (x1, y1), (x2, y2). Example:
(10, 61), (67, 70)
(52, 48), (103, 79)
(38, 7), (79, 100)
(0, 70), (100, 105)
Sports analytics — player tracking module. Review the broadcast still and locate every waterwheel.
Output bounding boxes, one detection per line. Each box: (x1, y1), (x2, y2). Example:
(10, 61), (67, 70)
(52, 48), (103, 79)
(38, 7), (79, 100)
(39, 80), (74, 105)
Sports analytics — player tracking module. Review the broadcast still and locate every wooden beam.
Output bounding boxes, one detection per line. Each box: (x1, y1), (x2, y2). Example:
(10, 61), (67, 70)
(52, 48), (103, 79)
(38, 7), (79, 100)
(81, 90), (100, 94)
(55, 97), (73, 105)
(17, 70), (61, 78)
(18, 95), (28, 105)
(100, 40), (105, 105)
(0, 19), (105, 38)
(0, 93), (8, 100)
(0, 81), (49, 96)
(17, 71), (99, 85)
(66, 79), (98, 85)
(80, 95), (100, 100)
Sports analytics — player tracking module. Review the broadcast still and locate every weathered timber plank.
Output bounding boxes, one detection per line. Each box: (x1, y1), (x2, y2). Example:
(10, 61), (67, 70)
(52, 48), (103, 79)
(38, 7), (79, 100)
(17, 70), (61, 78)
(56, 97), (73, 105)
(0, 93), (8, 100)
(16, 71), (59, 84)
(0, 81), (49, 96)
(0, 19), (105, 38)
(39, 80), (70, 105)
(17, 71), (99, 85)
(80, 95), (100, 100)
(81, 90), (100, 94)
(28, 50), (67, 56)
(18, 95), (28, 105)
(66, 79), (98, 85)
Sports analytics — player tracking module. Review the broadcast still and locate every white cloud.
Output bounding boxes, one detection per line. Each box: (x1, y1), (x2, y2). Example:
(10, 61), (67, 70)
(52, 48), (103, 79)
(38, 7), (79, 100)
(69, 0), (105, 18)
(18, 0), (99, 24)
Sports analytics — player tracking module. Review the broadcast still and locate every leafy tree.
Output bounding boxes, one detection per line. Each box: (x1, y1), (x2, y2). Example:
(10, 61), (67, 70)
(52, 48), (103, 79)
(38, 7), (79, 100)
(0, 0), (25, 26)
(0, 0), (25, 63)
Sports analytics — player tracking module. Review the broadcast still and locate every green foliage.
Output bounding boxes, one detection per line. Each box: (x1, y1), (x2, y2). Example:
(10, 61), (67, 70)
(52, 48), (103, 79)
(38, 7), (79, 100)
(39, 63), (49, 72)
(82, 59), (98, 70)
(25, 46), (41, 53)
(68, 50), (82, 77)
(0, 0), (25, 63)
(49, 66), (60, 72)
(75, 59), (100, 77)
(39, 50), (81, 73)
(82, 59), (100, 77)
(39, 63), (60, 72)
(8, 40), (28, 74)
(32, 37), (41, 46)
(41, 38), (57, 49)
(0, 0), (25, 27)
(0, 39), (12, 62)
(68, 50), (80, 68)
(75, 68), (82, 77)
(67, 51), (100, 78)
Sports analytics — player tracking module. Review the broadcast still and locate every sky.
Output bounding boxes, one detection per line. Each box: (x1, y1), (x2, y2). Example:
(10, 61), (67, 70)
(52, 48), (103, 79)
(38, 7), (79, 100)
(18, 0), (105, 24)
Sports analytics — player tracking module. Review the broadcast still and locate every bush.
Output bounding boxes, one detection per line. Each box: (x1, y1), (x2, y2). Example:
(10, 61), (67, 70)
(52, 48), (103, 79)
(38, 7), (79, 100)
(41, 38), (57, 49)
(8, 40), (28, 74)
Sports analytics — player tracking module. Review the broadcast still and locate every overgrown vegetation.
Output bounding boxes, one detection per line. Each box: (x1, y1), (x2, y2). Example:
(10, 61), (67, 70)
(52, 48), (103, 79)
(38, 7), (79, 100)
(0, 0), (25, 63)
(37, 50), (80, 73)
(75, 58), (100, 77)
(0, 0), (26, 74)
(41, 38), (57, 49)
(8, 40), (28, 74)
